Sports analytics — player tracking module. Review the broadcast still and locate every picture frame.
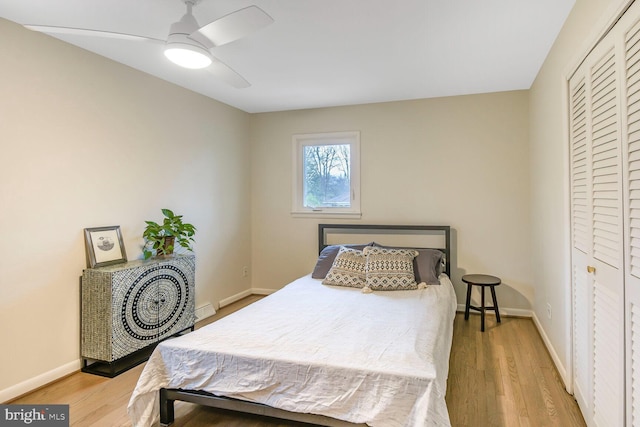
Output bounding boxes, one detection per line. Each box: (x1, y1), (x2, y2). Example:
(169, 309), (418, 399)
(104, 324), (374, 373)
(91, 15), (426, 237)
(84, 226), (127, 268)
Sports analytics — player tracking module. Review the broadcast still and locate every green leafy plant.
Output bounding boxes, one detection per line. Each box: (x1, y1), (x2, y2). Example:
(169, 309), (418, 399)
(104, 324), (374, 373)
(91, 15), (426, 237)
(142, 208), (196, 259)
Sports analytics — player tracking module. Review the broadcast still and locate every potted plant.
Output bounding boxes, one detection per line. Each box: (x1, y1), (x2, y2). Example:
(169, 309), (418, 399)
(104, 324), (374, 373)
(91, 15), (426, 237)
(142, 208), (196, 259)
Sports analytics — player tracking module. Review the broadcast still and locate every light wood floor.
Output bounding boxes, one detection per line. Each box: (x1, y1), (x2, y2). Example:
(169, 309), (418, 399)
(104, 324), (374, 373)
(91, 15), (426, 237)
(446, 314), (585, 427)
(10, 297), (585, 427)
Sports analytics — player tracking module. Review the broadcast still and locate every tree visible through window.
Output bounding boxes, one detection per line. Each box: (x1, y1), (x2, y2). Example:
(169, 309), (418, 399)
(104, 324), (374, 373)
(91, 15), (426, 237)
(292, 131), (360, 216)
(303, 144), (351, 208)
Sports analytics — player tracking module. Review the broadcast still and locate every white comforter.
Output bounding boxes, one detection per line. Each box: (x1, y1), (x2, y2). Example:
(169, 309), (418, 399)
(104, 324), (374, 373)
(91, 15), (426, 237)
(128, 274), (457, 427)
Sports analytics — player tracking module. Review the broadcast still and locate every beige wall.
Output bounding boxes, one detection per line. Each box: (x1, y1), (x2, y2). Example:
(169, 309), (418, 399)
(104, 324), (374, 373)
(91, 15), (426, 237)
(529, 0), (628, 385)
(249, 92), (532, 312)
(0, 18), (252, 400)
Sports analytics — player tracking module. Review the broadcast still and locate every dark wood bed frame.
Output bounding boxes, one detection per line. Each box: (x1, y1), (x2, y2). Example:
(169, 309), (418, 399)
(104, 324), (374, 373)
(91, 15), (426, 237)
(159, 224), (451, 426)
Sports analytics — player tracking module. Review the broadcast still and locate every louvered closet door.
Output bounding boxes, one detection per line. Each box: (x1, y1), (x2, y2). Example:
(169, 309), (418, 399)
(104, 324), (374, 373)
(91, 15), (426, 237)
(570, 28), (625, 427)
(622, 7), (640, 426)
(570, 70), (593, 420)
(590, 42), (624, 427)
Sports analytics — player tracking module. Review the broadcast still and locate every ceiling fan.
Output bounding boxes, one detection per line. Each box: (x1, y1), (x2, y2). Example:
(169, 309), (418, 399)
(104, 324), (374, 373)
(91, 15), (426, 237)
(24, 0), (273, 88)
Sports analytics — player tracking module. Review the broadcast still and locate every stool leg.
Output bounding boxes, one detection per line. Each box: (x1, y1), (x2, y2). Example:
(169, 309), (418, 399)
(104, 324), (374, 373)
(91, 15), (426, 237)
(490, 285), (501, 323)
(481, 285), (486, 332)
(464, 284), (472, 320)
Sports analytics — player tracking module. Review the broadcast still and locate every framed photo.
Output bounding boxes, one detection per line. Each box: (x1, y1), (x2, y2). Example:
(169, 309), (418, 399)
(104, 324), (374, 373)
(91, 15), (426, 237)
(84, 226), (127, 268)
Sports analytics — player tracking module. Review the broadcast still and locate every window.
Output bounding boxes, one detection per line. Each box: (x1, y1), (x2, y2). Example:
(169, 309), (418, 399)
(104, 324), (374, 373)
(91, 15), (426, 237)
(292, 131), (361, 217)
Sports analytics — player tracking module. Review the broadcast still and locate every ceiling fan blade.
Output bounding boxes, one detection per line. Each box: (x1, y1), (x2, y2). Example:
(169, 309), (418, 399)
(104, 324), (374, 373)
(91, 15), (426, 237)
(206, 58), (250, 89)
(194, 5), (273, 47)
(24, 25), (164, 44)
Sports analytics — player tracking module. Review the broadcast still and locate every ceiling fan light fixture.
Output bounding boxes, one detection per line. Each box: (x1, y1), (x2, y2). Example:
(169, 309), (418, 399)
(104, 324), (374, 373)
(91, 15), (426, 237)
(164, 3), (212, 70)
(164, 43), (212, 69)
(25, 0), (272, 86)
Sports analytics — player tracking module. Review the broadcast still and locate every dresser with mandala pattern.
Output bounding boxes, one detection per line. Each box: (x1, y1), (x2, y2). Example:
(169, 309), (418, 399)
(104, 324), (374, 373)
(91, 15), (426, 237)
(81, 254), (195, 376)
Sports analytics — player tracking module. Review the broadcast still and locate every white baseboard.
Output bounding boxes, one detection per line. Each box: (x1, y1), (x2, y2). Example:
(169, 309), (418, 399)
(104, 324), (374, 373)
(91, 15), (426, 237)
(531, 311), (570, 390)
(219, 288), (277, 308)
(195, 303), (216, 322)
(456, 303), (532, 318)
(218, 289), (253, 308)
(0, 359), (81, 403)
(251, 288), (276, 296)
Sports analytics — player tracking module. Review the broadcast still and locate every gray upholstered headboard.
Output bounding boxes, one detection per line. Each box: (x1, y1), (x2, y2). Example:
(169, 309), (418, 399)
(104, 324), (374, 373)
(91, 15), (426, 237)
(318, 224), (451, 277)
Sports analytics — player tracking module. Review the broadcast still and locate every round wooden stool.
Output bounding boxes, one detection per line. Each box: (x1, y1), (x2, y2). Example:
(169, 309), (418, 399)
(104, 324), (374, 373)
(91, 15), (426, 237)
(462, 274), (501, 332)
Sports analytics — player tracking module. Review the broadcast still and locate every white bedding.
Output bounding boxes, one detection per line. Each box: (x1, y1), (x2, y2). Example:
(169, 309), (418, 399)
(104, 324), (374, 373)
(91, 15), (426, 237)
(128, 273), (457, 427)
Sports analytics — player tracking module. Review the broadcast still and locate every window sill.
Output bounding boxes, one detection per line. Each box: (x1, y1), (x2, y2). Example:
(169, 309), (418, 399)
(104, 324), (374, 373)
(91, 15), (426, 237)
(290, 211), (362, 219)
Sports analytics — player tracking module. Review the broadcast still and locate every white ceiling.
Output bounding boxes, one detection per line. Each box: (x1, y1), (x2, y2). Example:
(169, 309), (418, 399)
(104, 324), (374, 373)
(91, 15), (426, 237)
(0, 0), (575, 113)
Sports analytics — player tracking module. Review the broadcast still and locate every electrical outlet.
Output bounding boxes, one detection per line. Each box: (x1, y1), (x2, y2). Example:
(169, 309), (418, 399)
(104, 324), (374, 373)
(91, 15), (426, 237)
(546, 303), (552, 320)
(242, 266), (249, 277)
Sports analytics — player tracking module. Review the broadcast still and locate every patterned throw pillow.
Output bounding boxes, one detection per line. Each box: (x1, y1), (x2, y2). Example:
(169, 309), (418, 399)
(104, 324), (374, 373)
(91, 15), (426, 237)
(363, 246), (419, 290)
(373, 244), (444, 285)
(322, 246), (366, 288)
(311, 242), (373, 279)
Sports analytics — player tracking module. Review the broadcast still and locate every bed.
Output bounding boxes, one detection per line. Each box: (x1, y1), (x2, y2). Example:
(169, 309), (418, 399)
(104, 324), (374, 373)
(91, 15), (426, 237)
(128, 224), (456, 427)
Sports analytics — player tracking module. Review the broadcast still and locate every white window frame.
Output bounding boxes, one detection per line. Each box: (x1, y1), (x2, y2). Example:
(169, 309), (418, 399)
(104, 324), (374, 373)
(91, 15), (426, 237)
(291, 131), (361, 218)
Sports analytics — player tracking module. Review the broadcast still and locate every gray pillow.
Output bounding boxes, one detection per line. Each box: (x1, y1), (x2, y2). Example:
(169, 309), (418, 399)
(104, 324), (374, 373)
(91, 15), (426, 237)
(311, 242), (373, 279)
(414, 249), (444, 285)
